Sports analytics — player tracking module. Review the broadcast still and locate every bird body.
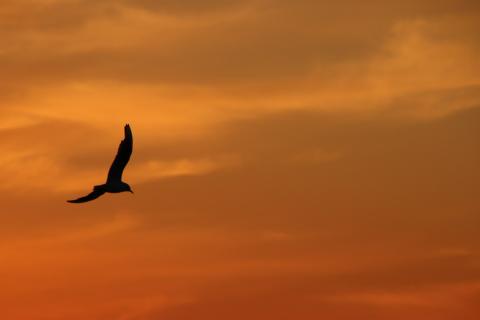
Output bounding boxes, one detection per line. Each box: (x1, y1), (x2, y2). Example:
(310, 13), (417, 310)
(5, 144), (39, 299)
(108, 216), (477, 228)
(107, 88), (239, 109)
(68, 124), (133, 203)
(102, 182), (132, 193)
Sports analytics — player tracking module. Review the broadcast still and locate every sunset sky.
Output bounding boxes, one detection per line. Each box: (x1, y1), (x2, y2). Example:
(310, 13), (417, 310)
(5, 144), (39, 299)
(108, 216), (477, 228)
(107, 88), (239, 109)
(0, 0), (479, 319)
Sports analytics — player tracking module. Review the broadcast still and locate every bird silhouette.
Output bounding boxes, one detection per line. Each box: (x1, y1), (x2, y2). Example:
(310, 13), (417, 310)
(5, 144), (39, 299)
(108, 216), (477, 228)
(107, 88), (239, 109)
(68, 124), (134, 203)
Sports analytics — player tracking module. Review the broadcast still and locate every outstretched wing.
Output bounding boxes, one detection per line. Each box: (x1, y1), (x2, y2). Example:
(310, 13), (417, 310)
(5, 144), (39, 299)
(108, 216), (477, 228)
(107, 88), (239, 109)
(107, 124), (133, 183)
(67, 186), (106, 203)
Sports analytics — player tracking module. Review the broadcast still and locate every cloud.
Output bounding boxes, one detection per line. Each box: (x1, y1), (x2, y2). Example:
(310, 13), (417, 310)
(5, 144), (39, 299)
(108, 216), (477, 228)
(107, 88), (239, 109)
(1, 0), (479, 119)
(0, 213), (139, 250)
(131, 156), (240, 184)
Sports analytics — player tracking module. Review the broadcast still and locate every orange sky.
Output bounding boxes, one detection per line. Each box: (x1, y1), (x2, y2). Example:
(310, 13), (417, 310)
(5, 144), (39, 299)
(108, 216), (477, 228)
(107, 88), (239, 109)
(0, 1), (479, 319)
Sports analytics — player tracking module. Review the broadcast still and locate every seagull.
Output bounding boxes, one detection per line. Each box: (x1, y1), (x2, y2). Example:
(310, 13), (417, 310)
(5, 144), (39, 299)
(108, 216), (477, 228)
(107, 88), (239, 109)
(67, 124), (134, 203)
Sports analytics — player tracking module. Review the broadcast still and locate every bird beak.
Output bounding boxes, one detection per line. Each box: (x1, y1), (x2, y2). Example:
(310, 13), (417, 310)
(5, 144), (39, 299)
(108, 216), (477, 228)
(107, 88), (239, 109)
(129, 190), (134, 194)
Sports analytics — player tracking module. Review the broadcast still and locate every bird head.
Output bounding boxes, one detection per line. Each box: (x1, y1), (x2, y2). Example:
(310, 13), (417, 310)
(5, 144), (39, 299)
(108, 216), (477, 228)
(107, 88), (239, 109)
(122, 183), (134, 194)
